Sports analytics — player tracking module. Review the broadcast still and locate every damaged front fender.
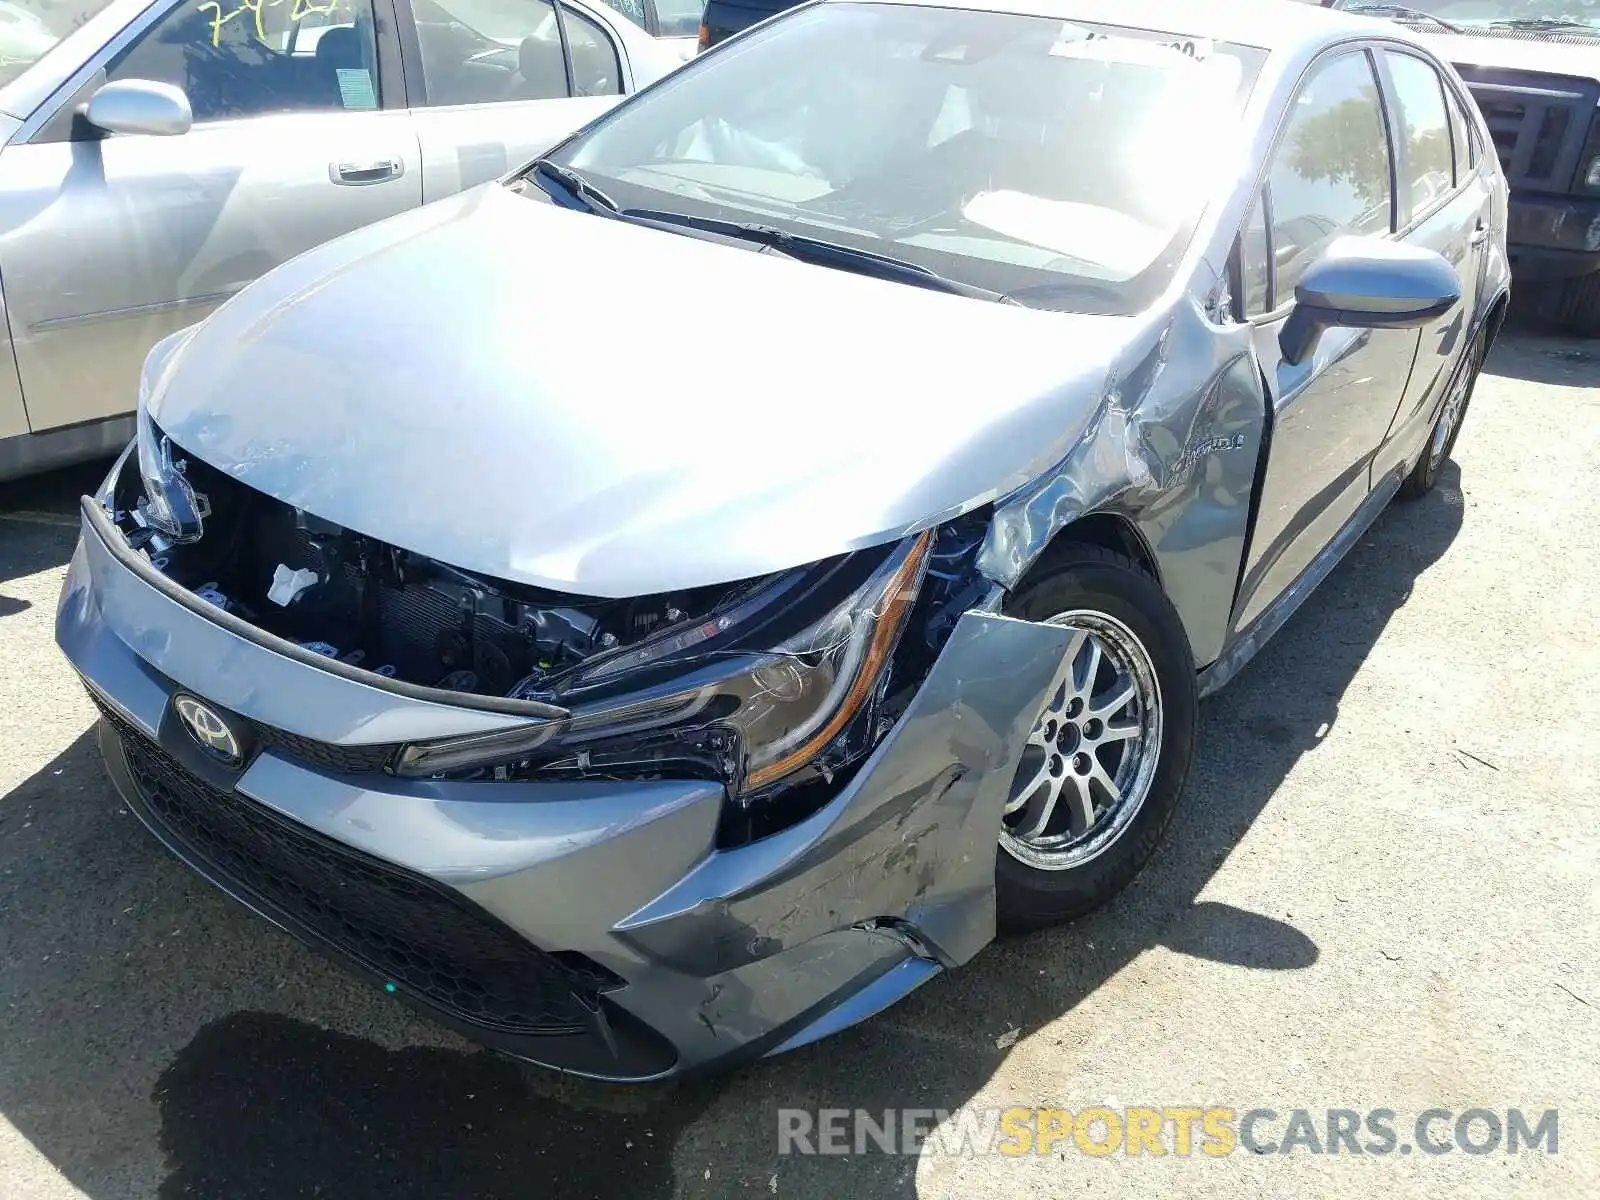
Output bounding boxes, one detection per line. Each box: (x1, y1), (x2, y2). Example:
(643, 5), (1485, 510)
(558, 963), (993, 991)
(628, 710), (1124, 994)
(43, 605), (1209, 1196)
(976, 293), (1266, 669)
(613, 609), (1078, 975)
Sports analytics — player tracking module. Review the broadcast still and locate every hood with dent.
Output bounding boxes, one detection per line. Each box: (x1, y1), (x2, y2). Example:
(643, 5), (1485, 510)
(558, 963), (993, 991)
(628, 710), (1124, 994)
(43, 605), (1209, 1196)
(1412, 29), (1600, 81)
(147, 183), (1136, 597)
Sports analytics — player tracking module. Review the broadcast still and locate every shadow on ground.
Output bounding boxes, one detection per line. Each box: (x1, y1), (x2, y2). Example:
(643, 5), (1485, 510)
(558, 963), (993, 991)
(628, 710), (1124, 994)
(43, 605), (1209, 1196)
(0, 458), (107, 593)
(1482, 290), (1600, 387)
(0, 464), (1467, 1199)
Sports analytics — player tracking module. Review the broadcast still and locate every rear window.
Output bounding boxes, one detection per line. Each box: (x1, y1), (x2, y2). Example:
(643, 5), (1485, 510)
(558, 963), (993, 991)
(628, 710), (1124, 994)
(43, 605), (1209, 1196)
(554, 3), (1267, 314)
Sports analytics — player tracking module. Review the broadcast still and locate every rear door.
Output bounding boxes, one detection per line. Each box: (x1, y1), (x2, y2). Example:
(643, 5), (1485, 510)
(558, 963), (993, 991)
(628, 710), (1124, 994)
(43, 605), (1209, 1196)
(0, 0), (421, 432)
(1231, 47), (1420, 634)
(1368, 47), (1491, 485)
(398, 0), (632, 199)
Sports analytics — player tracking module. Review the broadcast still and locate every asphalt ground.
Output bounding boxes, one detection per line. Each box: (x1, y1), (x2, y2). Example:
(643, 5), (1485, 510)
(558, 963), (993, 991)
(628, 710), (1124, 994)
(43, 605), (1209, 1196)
(1, 305), (1595, 1198)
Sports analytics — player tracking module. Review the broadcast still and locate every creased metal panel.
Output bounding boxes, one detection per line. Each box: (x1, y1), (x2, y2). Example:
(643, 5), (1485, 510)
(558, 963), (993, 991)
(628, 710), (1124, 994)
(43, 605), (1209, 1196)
(977, 293), (1266, 669)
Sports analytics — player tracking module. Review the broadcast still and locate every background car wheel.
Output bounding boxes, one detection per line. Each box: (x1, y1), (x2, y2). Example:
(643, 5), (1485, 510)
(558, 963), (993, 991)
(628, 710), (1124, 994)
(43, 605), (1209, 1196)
(1399, 326), (1484, 501)
(1555, 271), (1600, 336)
(996, 543), (1198, 931)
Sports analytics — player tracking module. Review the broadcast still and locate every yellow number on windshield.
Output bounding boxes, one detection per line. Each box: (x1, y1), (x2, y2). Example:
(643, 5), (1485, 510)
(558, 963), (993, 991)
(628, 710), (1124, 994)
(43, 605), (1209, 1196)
(197, 0), (346, 47)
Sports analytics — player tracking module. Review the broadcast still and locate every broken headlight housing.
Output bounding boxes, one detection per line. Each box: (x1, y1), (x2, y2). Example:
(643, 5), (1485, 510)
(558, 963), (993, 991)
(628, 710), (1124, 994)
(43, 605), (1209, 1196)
(133, 330), (208, 544)
(394, 530), (934, 800)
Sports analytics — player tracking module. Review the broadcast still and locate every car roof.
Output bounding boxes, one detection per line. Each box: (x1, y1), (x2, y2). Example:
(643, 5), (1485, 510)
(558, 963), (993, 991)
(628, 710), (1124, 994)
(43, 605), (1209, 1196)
(820, 0), (1391, 52)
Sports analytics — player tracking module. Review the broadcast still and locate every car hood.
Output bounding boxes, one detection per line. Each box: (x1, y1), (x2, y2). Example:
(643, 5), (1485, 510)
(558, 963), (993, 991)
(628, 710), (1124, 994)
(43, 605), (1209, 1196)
(147, 183), (1134, 597)
(1413, 29), (1600, 82)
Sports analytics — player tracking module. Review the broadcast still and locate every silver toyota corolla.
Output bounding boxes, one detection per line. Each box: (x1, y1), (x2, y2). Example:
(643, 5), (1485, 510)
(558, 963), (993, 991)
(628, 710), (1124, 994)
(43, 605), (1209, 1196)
(57, 0), (1508, 1080)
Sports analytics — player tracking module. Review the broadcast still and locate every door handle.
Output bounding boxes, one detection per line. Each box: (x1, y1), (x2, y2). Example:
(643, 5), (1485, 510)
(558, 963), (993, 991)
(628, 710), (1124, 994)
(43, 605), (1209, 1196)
(1469, 223), (1489, 247)
(330, 158), (404, 186)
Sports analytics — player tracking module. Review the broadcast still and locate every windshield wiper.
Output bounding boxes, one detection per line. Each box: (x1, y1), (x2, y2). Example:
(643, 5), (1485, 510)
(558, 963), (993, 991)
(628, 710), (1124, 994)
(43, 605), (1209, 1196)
(1488, 17), (1597, 32)
(528, 159), (618, 214)
(618, 207), (1017, 304)
(1340, 4), (1465, 33)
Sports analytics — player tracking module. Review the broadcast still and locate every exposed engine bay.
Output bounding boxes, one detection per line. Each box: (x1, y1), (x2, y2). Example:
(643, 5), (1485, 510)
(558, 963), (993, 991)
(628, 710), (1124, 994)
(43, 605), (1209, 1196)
(108, 446), (743, 700)
(106, 422), (993, 841)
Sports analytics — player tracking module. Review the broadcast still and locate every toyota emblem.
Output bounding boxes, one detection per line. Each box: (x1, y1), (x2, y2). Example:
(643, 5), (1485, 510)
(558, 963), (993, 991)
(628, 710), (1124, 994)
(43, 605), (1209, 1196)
(174, 695), (241, 763)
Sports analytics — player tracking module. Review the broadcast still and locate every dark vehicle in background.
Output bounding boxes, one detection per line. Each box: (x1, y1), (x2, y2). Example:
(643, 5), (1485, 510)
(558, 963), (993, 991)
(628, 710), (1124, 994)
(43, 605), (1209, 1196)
(1325, 0), (1600, 331)
(696, 0), (794, 50)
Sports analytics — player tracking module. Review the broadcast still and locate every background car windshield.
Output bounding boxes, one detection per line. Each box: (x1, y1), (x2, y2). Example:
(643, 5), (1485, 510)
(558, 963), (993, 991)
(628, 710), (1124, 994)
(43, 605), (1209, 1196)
(0, 0), (117, 87)
(1332, 0), (1600, 32)
(555, 3), (1265, 313)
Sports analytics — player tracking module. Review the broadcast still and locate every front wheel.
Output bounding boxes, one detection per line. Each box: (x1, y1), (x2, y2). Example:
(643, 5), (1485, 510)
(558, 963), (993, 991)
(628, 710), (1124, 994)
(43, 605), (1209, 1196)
(996, 544), (1198, 930)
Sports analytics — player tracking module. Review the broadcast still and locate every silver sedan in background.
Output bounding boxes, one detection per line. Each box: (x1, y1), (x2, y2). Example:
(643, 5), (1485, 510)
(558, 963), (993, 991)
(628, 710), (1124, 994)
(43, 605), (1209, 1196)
(0, 0), (677, 481)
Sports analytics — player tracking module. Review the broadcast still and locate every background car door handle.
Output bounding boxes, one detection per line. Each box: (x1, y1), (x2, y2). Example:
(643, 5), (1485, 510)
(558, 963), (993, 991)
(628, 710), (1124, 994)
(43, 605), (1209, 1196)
(330, 158), (404, 186)
(1469, 224), (1489, 247)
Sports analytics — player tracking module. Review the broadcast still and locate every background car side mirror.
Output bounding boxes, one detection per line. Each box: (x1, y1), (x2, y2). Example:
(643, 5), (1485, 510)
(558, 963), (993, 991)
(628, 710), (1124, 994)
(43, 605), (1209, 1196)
(85, 79), (193, 138)
(1279, 236), (1461, 366)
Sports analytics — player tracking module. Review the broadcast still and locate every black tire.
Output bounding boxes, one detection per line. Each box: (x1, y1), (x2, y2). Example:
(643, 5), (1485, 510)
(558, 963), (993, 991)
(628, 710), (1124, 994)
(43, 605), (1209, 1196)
(996, 543), (1198, 931)
(1556, 271), (1600, 336)
(1398, 325), (1484, 501)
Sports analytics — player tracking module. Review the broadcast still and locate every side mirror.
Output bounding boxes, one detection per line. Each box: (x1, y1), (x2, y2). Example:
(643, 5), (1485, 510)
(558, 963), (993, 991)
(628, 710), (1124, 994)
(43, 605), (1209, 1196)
(85, 79), (193, 138)
(1279, 236), (1460, 367)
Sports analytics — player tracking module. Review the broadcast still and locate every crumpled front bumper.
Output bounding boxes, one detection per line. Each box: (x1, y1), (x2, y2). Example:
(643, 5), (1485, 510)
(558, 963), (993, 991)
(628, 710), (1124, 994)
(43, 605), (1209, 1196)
(56, 495), (1075, 1079)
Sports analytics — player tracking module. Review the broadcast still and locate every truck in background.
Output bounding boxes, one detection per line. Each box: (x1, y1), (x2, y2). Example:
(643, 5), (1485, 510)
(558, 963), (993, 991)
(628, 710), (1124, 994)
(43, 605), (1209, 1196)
(1325, 1), (1600, 332)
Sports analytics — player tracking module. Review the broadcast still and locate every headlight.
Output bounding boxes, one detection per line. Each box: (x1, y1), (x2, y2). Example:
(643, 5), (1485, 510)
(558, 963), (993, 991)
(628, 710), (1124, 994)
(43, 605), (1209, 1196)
(133, 329), (208, 544)
(135, 403), (209, 543)
(395, 531), (934, 798)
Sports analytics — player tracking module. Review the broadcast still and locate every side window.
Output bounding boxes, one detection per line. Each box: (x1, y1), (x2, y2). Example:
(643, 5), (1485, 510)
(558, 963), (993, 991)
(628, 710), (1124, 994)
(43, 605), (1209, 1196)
(593, 0), (646, 28)
(1240, 192), (1270, 318)
(1444, 86), (1470, 185)
(410, 0), (620, 105)
(106, 0), (381, 123)
(1385, 53), (1455, 217)
(1265, 51), (1392, 303)
(563, 6), (621, 97)
(652, 0), (703, 38)
(1446, 84), (1478, 179)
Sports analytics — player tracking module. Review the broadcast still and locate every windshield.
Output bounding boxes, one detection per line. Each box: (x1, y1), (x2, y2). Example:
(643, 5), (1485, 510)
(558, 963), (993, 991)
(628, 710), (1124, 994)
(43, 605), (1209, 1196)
(547, 3), (1266, 314)
(0, 0), (116, 88)
(1333, 0), (1600, 35)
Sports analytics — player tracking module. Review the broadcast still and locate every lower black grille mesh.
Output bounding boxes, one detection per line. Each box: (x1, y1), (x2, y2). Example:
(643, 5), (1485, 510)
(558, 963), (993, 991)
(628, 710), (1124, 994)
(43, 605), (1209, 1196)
(99, 704), (609, 1035)
(252, 724), (399, 775)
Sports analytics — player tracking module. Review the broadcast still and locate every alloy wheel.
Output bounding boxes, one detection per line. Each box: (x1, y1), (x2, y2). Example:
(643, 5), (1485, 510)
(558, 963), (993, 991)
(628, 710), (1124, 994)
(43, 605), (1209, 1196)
(1000, 610), (1163, 872)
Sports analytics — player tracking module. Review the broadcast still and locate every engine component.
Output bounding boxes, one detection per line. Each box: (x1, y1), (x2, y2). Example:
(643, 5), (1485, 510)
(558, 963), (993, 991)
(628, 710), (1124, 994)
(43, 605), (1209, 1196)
(116, 446), (742, 699)
(194, 583), (230, 611)
(268, 565), (321, 607)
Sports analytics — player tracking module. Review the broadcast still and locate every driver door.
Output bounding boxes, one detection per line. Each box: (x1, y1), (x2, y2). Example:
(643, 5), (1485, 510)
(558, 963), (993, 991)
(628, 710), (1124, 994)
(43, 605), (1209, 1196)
(1231, 48), (1420, 634)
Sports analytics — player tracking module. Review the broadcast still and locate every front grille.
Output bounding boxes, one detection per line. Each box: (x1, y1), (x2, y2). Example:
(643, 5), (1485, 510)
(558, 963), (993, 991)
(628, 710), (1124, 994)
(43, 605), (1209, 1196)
(1456, 67), (1599, 193)
(253, 725), (399, 775)
(98, 702), (614, 1035)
